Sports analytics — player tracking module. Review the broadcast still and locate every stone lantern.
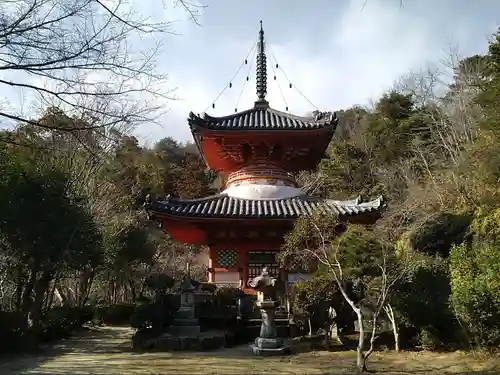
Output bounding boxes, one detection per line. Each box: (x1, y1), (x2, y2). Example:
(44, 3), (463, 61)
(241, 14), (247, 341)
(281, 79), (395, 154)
(170, 262), (200, 336)
(248, 268), (290, 356)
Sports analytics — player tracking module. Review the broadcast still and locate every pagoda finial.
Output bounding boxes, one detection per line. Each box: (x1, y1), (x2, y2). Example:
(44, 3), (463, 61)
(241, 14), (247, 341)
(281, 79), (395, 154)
(255, 20), (268, 108)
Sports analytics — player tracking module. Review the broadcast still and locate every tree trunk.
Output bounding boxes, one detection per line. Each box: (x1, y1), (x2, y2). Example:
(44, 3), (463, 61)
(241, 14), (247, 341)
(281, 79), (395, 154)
(21, 262), (39, 327)
(362, 313), (379, 372)
(384, 304), (399, 352)
(307, 318), (312, 337)
(45, 271), (62, 310)
(45, 281), (55, 310)
(393, 324), (400, 352)
(355, 309), (364, 372)
(113, 279), (118, 304)
(29, 270), (53, 328)
(78, 270), (95, 306)
(81, 272), (95, 306)
(128, 279), (136, 303)
(14, 269), (24, 311)
(54, 287), (69, 306)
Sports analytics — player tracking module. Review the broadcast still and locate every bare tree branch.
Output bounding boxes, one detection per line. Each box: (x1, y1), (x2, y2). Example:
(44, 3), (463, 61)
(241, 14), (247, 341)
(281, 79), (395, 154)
(0, 0), (200, 132)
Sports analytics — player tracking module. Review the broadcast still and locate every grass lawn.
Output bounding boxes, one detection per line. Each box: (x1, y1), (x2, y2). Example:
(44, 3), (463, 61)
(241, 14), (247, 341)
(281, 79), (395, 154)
(1, 327), (499, 374)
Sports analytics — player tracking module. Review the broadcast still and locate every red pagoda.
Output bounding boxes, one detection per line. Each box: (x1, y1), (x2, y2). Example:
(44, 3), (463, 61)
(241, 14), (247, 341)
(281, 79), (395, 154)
(146, 22), (385, 293)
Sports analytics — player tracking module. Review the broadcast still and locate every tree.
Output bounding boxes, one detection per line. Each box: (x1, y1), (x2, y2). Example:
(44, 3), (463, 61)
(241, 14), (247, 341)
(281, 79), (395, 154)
(0, 0), (200, 132)
(281, 212), (409, 372)
(100, 218), (157, 304)
(174, 152), (215, 198)
(450, 206), (500, 347)
(391, 253), (456, 349)
(290, 275), (340, 338)
(0, 152), (102, 326)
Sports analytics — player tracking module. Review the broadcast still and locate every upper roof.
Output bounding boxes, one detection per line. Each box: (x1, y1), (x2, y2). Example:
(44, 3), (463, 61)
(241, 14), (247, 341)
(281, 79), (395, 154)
(188, 108), (338, 132)
(188, 22), (338, 134)
(146, 193), (385, 220)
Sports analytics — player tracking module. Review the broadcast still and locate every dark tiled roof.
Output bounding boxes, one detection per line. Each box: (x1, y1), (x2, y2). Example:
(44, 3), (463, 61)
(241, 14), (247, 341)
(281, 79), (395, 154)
(188, 107), (338, 131)
(147, 194), (385, 220)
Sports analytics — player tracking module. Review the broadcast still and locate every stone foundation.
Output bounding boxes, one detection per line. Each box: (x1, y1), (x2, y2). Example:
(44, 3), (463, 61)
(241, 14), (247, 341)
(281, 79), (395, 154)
(132, 330), (233, 351)
(249, 343), (291, 356)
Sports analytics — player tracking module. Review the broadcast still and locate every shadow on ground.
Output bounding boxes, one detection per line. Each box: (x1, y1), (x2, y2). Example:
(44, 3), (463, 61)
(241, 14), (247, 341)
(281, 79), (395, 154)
(0, 326), (499, 375)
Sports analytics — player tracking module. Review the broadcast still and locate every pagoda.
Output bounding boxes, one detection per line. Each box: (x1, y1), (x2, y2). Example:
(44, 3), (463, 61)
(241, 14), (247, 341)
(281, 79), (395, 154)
(145, 22), (385, 293)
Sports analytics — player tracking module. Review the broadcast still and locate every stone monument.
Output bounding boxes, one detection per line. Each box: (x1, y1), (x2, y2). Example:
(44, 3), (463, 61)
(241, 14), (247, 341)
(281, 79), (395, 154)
(133, 262), (232, 351)
(169, 261), (201, 336)
(248, 268), (290, 356)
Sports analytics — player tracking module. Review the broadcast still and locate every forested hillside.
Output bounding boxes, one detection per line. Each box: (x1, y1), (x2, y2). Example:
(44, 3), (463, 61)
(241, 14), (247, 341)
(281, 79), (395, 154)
(0, 113), (216, 340)
(2, 18), (500, 359)
(287, 30), (500, 355)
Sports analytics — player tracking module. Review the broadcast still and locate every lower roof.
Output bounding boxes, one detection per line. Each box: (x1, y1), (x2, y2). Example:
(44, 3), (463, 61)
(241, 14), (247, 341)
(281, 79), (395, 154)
(146, 193), (385, 220)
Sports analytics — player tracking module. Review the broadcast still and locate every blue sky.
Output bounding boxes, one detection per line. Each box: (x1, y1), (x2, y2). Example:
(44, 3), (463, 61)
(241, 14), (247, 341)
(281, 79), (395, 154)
(2, 0), (499, 145)
(133, 0), (499, 145)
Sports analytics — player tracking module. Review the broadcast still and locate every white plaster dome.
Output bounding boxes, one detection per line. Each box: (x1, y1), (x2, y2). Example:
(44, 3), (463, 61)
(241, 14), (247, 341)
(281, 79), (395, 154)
(222, 183), (304, 200)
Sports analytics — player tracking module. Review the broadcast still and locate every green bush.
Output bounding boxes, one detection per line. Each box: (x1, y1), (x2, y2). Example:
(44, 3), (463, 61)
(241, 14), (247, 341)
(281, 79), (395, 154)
(0, 306), (92, 355)
(418, 327), (445, 350)
(451, 240), (500, 346)
(130, 295), (177, 331)
(0, 311), (34, 354)
(94, 303), (135, 325)
(410, 213), (471, 258)
(35, 306), (93, 342)
(290, 275), (344, 334)
(392, 256), (458, 346)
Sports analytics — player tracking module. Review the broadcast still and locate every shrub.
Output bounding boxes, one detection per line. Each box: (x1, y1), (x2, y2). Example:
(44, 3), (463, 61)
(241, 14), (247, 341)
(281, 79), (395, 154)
(392, 256), (458, 346)
(418, 327), (444, 351)
(35, 306), (91, 342)
(0, 306), (92, 355)
(94, 303), (135, 325)
(451, 240), (500, 346)
(0, 311), (35, 354)
(130, 295), (177, 331)
(290, 275), (343, 334)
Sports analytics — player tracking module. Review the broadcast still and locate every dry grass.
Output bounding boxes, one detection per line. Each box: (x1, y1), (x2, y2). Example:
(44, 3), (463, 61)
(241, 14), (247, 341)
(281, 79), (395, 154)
(0, 326), (499, 375)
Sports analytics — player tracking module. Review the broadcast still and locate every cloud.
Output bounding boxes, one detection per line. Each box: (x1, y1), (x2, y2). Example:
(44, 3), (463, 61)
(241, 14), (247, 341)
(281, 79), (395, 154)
(2, 0), (496, 145)
(133, 80), (212, 147)
(134, 0), (444, 144)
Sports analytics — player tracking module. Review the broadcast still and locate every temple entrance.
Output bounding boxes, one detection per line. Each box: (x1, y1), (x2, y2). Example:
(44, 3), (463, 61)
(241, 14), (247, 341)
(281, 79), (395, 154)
(247, 251), (279, 280)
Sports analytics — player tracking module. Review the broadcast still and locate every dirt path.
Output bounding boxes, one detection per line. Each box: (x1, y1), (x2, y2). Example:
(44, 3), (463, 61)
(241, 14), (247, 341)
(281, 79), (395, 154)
(1, 326), (499, 375)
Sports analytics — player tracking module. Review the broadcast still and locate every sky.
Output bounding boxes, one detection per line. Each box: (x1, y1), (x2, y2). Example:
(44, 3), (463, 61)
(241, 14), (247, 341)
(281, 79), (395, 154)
(1, 0), (500, 145)
(132, 0), (500, 145)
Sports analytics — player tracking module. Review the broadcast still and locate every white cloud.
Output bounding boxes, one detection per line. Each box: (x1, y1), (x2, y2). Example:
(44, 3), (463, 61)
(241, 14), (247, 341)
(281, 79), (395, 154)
(267, 0), (439, 113)
(133, 79), (212, 146)
(134, 0), (443, 144)
(1, 0), (496, 145)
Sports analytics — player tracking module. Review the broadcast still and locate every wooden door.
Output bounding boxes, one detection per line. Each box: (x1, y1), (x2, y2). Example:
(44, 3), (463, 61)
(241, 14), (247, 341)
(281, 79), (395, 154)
(247, 251), (279, 280)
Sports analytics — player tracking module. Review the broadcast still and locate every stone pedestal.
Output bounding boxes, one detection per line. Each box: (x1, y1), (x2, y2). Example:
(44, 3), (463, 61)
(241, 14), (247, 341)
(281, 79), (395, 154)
(169, 278), (201, 337)
(250, 300), (290, 356)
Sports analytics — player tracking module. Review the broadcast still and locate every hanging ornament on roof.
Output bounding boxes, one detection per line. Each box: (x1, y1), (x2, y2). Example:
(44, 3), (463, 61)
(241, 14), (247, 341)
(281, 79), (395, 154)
(204, 21), (319, 114)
